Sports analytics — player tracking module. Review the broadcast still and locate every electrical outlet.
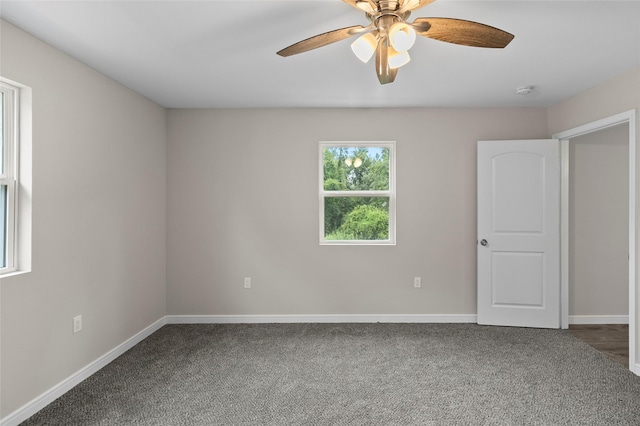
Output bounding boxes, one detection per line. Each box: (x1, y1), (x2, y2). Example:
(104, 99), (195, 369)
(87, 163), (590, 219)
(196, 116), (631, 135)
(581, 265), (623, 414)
(413, 277), (422, 288)
(73, 315), (82, 334)
(244, 277), (251, 289)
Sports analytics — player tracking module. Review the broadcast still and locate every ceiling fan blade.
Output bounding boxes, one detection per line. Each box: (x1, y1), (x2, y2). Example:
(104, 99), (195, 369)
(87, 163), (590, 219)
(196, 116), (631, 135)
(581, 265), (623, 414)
(277, 25), (366, 57)
(375, 36), (397, 85)
(412, 17), (514, 48)
(343, 0), (377, 14)
(401, 0), (437, 12)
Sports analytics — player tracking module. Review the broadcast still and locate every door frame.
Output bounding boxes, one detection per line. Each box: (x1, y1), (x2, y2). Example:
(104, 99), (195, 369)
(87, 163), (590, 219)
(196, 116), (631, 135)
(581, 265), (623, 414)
(553, 109), (637, 374)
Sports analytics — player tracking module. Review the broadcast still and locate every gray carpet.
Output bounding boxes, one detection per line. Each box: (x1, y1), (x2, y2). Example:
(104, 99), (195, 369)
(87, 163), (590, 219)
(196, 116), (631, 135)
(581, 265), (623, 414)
(21, 323), (640, 425)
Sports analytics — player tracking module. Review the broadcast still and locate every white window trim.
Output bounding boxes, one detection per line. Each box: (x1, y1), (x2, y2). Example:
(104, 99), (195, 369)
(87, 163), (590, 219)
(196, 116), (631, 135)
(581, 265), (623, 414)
(1, 77), (32, 277)
(1, 81), (18, 273)
(319, 141), (396, 246)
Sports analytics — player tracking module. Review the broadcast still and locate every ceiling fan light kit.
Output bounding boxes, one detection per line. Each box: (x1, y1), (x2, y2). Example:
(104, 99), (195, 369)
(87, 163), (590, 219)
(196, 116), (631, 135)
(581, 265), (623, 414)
(277, 0), (515, 85)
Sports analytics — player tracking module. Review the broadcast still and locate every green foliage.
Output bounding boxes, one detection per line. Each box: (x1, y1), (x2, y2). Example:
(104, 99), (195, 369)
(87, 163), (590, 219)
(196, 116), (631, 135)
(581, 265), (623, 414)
(323, 147), (389, 191)
(324, 197), (358, 236)
(338, 204), (388, 240)
(322, 146), (390, 241)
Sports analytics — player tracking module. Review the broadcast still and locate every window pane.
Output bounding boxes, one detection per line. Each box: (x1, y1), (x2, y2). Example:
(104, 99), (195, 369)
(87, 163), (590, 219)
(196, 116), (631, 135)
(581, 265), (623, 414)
(323, 147), (389, 191)
(0, 91), (4, 174)
(0, 185), (6, 268)
(324, 197), (389, 240)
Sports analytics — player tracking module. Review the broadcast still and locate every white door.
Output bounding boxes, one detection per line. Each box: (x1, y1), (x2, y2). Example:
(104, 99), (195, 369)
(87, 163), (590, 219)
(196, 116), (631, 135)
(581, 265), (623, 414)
(477, 139), (560, 328)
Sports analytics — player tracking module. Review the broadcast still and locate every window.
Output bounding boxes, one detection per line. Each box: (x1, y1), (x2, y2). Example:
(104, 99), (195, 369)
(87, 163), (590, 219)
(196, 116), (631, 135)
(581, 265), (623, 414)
(0, 79), (26, 275)
(319, 142), (396, 245)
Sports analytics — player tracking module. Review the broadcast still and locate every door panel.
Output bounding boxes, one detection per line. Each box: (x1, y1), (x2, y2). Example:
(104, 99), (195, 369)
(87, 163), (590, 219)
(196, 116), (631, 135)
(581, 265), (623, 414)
(478, 139), (560, 328)
(492, 252), (544, 307)
(492, 153), (545, 233)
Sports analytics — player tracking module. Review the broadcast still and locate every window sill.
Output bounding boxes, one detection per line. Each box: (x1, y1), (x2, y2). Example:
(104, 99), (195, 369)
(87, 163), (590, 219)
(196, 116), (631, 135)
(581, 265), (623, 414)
(0, 268), (31, 279)
(320, 241), (396, 246)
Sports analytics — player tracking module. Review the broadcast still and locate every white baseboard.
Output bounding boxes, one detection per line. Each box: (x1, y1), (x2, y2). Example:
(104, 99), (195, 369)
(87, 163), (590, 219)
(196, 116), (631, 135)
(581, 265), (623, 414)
(0, 317), (167, 426)
(166, 314), (478, 324)
(569, 315), (629, 325)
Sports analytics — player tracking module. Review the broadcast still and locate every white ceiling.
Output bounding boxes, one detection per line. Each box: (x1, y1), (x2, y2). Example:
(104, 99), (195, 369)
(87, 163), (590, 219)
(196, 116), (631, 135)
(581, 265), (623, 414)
(1, 0), (639, 108)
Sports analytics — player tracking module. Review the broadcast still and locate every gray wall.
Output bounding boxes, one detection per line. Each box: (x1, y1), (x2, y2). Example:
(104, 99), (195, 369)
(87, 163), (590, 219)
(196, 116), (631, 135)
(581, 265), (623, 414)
(166, 108), (548, 316)
(569, 124), (629, 316)
(0, 21), (167, 418)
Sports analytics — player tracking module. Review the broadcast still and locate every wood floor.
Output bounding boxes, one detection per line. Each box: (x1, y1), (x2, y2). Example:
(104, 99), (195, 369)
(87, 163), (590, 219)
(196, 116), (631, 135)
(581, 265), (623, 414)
(568, 324), (629, 368)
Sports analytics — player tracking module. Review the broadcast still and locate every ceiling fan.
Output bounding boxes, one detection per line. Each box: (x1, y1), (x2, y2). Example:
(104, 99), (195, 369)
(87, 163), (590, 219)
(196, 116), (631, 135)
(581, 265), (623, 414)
(277, 0), (514, 84)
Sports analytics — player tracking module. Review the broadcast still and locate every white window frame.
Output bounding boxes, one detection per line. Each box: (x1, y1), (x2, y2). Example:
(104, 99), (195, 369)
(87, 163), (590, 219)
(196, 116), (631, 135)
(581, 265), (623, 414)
(0, 80), (19, 274)
(0, 77), (31, 278)
(319, 141), (396, 245)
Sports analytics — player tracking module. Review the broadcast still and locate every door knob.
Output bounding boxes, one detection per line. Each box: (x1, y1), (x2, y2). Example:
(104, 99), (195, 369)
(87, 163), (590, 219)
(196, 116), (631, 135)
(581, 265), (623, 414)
(480, 239), (488, 246)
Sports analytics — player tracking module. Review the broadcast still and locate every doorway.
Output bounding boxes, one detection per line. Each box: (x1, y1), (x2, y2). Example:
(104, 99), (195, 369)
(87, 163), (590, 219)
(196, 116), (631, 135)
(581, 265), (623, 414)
(569, 124), (629, 323)
(567, 124), (629, 367)
(554, 110), (637, 374)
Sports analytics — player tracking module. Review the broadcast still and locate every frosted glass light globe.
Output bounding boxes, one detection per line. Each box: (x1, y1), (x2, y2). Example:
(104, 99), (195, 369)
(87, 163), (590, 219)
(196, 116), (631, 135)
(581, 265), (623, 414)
(388, 48), (410, 69)
(389, 23), (416, 52)
(351, 33), (378, 63)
